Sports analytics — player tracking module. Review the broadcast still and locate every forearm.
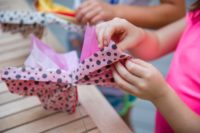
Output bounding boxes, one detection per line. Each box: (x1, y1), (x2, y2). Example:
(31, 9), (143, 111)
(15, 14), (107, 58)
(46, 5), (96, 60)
(113, 2), (185, 29)
(152, 86), (200, 132)
(130, 30), (161, 60)
(128, 18), (186, 61)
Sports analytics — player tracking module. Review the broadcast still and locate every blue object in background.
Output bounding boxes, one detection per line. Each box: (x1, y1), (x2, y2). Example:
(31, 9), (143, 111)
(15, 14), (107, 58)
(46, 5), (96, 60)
(110, 0), (119, 4)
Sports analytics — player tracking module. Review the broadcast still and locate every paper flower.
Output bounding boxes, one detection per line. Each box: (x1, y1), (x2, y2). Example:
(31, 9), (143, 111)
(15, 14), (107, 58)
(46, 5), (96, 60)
(0, 26), (131, 113)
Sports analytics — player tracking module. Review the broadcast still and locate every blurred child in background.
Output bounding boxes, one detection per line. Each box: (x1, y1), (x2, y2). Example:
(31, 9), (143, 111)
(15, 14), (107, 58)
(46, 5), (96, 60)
(76, 0), (185, 28)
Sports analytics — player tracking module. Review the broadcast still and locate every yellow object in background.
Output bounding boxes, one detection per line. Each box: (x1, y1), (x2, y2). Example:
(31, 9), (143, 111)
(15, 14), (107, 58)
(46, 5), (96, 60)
(36, 0), (74, 14)
(35, 0), (77, 23)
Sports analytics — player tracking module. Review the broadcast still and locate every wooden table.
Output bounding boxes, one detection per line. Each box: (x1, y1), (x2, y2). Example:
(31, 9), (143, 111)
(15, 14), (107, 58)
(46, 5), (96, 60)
(0, 0), (132, 133)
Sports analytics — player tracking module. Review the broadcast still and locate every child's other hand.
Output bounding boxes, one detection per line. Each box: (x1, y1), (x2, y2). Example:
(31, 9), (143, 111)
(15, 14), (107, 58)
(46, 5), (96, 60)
(96, 18), (145, 50)
(76, 0), (115, 25)
(113, 58), (170, 102)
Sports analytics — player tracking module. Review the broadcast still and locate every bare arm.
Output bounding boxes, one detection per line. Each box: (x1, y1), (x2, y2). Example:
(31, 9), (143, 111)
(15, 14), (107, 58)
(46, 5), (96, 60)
(76, 0), (185, 28)
(96, 16), (200, 133)
(152, 85), (200, 133)
(113, 0), (186, 28)
(96, 17), (186, 61)
(113, 58), (200, 132)
(131, 18), (186, 60)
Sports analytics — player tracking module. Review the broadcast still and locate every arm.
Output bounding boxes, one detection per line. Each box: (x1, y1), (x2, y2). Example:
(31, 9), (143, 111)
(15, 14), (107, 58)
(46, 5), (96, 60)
(112, 59), (200, 133)
(153, 86), (200, 133)
(131, 17), (186, 60)
(96, 17), (186, 61)
(96, 15), (200, 133)
(113, 0), (186, 29)
(76, 0), (185, 28)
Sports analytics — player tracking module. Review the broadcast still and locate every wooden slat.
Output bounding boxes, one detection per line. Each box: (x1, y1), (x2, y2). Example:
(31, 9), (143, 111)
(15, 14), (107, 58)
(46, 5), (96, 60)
(0, 56), (27, 69)
(0, 34), (24, 46)
(78, 85), (132, 133)
(0, 39), (29, 53)
(44, 117), (96, 133)
(83, 116), (97, 131)
(0, 97), (40, 118)
(0, 32), (15, 38)
(4, 106), (87, 133)
(0, 82), (8, 93)
(0, 3), (10, 10)
(0, 0), (30, 10)
(0, 91), (22, 105)
(0, 105), (56, 132)
(0, 46), (29, 63)
(0, 5), (10, 10)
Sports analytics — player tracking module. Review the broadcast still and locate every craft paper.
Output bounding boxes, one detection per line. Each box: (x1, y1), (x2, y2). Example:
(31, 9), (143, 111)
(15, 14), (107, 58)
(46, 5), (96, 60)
(0, 11), (80, 30)
(1, 26), (131, 113)
(35, 0), (76, 17)
(25, 35), (79, 71)
(0, 11), (82, 37)
(0, 22), (44, 38)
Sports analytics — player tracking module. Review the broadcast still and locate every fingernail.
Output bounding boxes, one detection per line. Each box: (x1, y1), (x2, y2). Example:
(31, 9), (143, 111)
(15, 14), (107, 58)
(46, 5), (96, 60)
(103, 39), (108, 46)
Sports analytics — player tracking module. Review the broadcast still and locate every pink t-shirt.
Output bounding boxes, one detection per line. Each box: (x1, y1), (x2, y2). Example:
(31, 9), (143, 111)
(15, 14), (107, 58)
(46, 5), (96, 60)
(155, 10), (200, 133)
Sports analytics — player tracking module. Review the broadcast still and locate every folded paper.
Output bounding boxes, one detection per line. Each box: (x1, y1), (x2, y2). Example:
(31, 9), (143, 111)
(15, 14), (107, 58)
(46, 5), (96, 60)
(1, 26), (131, 113)
(0, 11), (82, 37)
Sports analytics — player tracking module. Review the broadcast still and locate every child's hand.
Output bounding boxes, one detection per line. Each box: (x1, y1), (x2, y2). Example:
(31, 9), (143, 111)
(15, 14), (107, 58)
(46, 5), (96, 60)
(96, 18), (145, 50)
(76, 0), (115, 25)
(113, 58), (170, 102)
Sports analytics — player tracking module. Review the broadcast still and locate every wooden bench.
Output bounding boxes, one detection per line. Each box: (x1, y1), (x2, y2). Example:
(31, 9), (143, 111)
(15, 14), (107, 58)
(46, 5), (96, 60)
(0, 0), (132, 133)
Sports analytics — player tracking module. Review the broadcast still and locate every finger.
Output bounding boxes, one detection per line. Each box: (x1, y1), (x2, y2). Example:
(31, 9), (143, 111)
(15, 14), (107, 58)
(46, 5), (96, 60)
(96, 22), (110, 48)
(103, 18), (128, 51)
(76, 2), (95, 23)
(77, 0), (92, 10)
(76, 0), (91, 14)
(130, 58), (151, 68)
(96, 18), (131, 49)
(76, 7), (94, 23)
(115, 62), (141, 85)
(125, 60), (147, 77)
(90, 12), (104, 25)
(116, 37), (132, 51)
(100, 22), (119, 47)
(96, 23), (106, 48)
(81, 7), (101, 24)
(113, 70), (139, 95)
(96, 19), (125, 48)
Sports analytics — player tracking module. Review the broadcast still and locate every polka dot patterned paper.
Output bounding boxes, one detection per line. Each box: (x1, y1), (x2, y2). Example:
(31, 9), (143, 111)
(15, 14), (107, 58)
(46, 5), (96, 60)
(0, 26), (132, 113)
(0, 11), (83, 37)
